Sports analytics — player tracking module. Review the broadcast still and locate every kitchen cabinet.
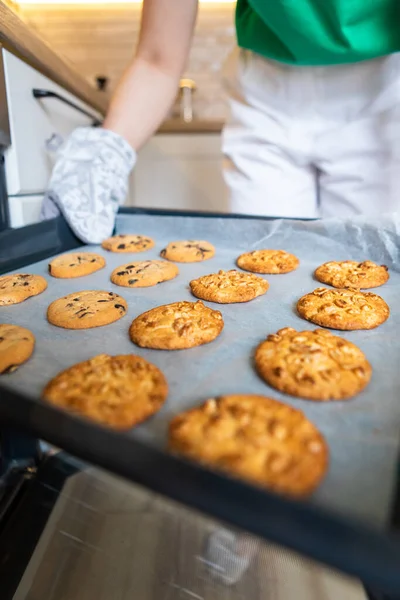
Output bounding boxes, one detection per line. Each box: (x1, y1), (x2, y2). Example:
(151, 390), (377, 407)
(2, 49), (134, 228)
(133, 133), (229, 212)
(3, 50), (102, 197)
(8, 194), (43, 228)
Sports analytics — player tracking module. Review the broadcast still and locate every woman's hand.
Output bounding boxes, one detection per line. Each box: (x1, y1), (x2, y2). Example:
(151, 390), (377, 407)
(40, 128), (136, 244)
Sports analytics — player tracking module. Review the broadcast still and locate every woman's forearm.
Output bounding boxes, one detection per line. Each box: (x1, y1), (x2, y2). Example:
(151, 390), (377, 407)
(103, 57), (183, 150)
(103, 0), (198, 150)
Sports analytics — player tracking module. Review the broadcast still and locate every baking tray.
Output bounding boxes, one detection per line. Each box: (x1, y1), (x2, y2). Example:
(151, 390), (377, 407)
(1, 209), (400, 594)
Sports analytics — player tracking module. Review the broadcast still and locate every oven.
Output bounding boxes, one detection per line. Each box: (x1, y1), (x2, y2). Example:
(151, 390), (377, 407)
(0, 45), (102, 230)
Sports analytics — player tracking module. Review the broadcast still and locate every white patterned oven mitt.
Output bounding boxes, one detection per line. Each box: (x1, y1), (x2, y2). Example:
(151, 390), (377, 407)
(40, 127), (136, 244)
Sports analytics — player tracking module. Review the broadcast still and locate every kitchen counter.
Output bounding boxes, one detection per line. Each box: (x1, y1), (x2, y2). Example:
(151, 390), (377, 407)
(158, 119), (224, 134)
(0, 0), (108, 115)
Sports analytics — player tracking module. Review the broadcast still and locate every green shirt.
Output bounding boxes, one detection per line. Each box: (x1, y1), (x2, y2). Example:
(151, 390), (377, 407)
(236, 0), (400, 65)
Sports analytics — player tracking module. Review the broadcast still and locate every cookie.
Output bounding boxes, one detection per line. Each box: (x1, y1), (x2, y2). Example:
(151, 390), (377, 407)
(0, 274), (47, 306)
(190, 270), (269, 304)
(297, 287), (389, 330)
(101, 234), (154, 253)
(111, 260), (179, 288)
(169, 394), (328, 497)
(47, 290), (127, 329)
(0, 324), (35, 374)
(315, 260), (389, 289)
(237, 249), (299, 274)
(160, 240), (215, 262)
(130, 300), (223, 350)
(255, 327), (371, 401)
(43, 354), (167, 429)
(49, 252), (106, 279)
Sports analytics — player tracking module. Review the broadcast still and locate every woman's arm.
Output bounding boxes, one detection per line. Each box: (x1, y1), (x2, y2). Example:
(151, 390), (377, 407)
(103, 0), (199, 150)
(41, 0), (198, 243)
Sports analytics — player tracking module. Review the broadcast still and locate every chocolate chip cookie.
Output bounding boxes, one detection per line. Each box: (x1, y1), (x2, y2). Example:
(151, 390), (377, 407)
(190, 270), (269, 304)
(130, 300), (224, 350)
(0, 324), (35, 374)
(255, 327), (371, 401)
(111, 260), (179, 288)
(237, 249), (299, 274)
(169, 394), (328, 497)
(49, 253), (106, 279)
(297, 287), (389, 330)
(315, 260), (389, 289)
(160, 240), (215, 262)
(43, 354), (168, 429)
(47, 290), (128, 329)
(101, 234), (154, 253)
(0, 274), (47, 306)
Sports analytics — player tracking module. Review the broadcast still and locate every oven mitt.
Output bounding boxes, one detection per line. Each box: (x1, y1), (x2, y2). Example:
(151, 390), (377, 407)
(40, 127), (136, 244)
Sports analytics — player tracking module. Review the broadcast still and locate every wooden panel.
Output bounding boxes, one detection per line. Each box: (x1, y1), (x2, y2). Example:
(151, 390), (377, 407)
(159, 119), (224, 134)
(0, 0), (109, 115)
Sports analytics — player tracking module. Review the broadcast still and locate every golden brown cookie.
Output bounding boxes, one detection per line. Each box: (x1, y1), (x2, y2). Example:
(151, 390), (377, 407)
(0, 274), (47, 306)
(0, 324), (35, 374)
(169, 394), (328, 497)
(297, 287), (389, 330)
(130, 300), (223, 350)
(255, 327), (371, 401)
(111, 260), (179, 288)
(237, 249), (299, 274)
(47, 290), (127, 330)
(43, 354), (167, 429)
(315, 260), (389, 289)
(160, 240), (215, 262)
(190, 269), (269, 304)
(49, 252), (106, 279)
(101, 234), (154, 253)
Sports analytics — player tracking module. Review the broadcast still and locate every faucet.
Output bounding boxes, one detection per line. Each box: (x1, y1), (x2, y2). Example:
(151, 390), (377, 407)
(179, 79), (196, 123)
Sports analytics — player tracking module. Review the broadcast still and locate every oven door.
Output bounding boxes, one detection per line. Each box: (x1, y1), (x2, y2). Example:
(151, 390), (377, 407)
(0, 152), (10, 231)
(3, 49), (102, 197)
(1, 48), (103, 229)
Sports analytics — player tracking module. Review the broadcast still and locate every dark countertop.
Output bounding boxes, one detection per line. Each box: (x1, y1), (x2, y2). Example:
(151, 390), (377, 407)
(157, 119), (224, 134)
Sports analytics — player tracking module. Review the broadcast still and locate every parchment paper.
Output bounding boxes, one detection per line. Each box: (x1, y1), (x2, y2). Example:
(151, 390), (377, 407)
(3, 213), (400, 529)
